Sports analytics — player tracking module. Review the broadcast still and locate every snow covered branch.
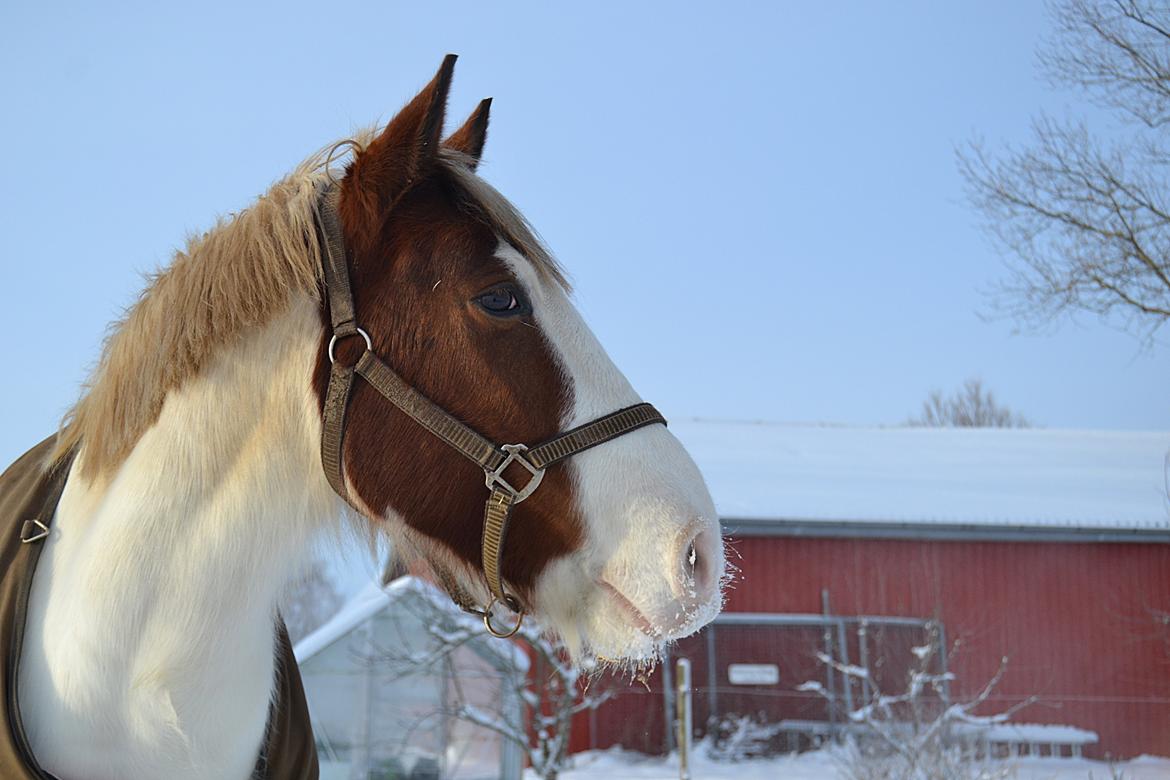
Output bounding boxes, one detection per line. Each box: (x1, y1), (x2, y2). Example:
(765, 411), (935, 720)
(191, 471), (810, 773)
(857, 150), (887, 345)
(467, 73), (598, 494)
(370, 594), (620, 780)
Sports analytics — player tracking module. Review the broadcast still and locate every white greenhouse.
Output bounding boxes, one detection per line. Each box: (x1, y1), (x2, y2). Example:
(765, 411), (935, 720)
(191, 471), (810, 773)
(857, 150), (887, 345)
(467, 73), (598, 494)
(294, 576), (527, 780)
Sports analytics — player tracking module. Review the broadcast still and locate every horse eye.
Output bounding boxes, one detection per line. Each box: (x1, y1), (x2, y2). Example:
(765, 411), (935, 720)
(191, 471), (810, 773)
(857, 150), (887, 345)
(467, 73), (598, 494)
(476, 286), (526, 316)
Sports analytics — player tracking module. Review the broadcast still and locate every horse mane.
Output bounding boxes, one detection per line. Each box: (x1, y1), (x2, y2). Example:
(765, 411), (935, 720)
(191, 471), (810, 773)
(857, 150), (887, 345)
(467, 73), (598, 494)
(55, 131), (567, 480)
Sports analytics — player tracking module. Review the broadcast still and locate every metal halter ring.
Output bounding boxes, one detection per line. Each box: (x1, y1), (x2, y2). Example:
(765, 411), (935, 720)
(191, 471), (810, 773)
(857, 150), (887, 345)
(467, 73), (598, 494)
(484, 444), (545, 503)
(328, 328), (372, 364)
(483, 596), (524, 638)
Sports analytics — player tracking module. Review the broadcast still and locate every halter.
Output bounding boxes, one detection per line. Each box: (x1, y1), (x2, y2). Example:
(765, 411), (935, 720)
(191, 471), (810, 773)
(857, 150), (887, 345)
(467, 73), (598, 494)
(314, 185), (666, 638)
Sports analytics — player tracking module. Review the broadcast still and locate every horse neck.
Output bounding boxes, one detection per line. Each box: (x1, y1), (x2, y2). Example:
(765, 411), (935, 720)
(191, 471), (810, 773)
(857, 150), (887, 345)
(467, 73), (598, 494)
(20, 296), (341, 780)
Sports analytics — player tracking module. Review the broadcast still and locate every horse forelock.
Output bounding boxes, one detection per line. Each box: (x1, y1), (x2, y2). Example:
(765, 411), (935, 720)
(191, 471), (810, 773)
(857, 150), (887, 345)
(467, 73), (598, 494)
(435, 149), (571, 293)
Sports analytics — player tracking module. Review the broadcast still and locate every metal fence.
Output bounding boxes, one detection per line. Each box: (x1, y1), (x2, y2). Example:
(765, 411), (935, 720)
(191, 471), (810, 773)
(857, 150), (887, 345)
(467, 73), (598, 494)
(667, 610), (941, 749)
(589, 595), (941, 755)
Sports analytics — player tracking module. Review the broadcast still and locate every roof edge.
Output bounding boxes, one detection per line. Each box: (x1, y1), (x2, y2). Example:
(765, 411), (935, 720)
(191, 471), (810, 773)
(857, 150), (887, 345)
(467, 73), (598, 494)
(721, 517), (1170, 544)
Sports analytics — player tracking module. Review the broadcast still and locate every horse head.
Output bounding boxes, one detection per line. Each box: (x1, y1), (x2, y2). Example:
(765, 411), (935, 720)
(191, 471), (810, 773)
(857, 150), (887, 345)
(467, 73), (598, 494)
(320, 56), (726, 663)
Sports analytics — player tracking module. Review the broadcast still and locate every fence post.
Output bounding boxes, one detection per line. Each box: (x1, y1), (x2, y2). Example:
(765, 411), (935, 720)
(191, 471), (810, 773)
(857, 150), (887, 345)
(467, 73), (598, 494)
(858, 619), (870, 707)
(662, 653), (675, 753)
(706, 625), (718, 723)
(676, 657), (693, 780)
(821, 589), (838, 732)
(935, 619), (953, 704)
(835, 618), (854, 715)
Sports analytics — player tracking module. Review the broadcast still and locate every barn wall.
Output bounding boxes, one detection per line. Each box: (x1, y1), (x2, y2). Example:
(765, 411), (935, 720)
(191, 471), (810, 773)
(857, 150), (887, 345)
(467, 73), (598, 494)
(574, 535), (1170, 759)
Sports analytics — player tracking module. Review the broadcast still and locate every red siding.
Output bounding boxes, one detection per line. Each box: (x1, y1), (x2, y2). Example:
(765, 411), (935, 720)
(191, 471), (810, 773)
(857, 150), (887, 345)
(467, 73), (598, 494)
(574, 535), (1170, 759)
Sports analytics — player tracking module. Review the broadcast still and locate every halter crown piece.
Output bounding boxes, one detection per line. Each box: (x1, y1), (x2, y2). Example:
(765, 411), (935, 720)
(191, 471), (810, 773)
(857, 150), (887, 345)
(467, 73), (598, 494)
(314, 184), (667, 638)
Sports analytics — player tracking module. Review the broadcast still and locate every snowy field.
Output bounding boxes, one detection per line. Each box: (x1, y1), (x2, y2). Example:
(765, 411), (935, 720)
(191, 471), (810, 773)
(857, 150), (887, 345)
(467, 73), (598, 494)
(527, 748), (1170, 780)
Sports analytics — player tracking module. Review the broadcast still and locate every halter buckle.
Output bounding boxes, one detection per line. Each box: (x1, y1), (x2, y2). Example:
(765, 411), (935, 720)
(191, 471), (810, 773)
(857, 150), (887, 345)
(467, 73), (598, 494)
(485, 444), (545, 503)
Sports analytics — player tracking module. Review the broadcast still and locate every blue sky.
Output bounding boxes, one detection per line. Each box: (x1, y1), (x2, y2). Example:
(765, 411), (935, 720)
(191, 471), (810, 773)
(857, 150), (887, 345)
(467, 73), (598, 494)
(1, 2), (1166, 468)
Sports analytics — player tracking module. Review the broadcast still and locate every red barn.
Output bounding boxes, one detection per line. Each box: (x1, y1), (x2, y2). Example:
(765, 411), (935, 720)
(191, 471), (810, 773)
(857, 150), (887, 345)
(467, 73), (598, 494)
(574, 422), (1170, 760)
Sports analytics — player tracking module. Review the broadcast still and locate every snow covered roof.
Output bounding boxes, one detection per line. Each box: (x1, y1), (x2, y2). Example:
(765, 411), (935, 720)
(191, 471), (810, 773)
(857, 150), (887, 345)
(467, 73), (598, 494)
(669, 420), (1170, 533)
(293, 575), (528, 668)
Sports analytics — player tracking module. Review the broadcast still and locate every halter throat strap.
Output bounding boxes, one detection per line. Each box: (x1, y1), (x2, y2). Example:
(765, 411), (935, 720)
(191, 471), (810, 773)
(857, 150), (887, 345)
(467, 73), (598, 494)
(313, 184), (666, 635)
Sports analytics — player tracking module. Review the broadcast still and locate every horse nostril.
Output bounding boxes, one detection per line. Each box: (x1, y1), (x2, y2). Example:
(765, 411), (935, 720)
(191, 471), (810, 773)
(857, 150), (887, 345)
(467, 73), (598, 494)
(679, 529), (713, 599)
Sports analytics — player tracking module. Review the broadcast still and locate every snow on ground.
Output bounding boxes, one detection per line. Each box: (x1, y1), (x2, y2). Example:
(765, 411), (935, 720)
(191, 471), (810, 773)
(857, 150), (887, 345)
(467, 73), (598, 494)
(527, 748), (1170, 780)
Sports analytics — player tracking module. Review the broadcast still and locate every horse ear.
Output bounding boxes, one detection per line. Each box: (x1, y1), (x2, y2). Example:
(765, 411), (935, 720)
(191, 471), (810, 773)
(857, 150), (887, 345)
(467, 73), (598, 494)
(443, 97), (492, 171)
(344, 54), (457, 220)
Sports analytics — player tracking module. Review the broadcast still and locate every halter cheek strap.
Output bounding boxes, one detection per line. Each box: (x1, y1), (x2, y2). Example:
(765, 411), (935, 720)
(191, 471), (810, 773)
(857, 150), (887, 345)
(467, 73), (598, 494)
(314, 184), (666, 637)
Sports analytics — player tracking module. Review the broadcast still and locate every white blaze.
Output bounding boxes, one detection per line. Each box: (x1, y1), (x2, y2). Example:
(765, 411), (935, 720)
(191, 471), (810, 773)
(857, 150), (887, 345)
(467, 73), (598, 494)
(495, 243), (724, 661)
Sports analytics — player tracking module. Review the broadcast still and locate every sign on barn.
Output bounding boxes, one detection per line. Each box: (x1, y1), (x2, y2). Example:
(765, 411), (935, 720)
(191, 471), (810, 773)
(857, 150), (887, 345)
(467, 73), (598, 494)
(727, 664), (780, 686)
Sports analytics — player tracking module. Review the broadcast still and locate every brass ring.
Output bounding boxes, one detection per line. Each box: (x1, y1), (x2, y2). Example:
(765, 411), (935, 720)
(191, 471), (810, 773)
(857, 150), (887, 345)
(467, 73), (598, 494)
(483, 597), (524, 639)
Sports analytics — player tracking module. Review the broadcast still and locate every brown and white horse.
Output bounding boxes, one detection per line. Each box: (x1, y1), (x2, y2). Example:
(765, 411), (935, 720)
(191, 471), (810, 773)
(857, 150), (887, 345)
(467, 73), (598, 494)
(18, 56), (725, 778)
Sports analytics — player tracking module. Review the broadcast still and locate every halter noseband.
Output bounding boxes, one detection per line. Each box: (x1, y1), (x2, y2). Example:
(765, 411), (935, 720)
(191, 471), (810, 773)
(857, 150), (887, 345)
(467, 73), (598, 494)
(314, 185), (666, 637)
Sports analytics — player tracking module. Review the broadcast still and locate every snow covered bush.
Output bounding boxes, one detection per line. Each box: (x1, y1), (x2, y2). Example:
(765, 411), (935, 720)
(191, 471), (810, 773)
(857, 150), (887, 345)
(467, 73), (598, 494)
(458, 618), (618, 780)
(800, 622), (1034, 780)
(827, 733), (1010, 780)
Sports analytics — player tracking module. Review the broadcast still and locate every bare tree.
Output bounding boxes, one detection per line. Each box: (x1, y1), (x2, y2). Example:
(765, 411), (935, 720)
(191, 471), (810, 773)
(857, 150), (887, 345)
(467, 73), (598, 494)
(375, 599), (618, 780)
(959, 0), (1170, 339)
(908, 378), (1030, 428)
(1042, 0), (1170, 128)
(280, 560), (343, 646)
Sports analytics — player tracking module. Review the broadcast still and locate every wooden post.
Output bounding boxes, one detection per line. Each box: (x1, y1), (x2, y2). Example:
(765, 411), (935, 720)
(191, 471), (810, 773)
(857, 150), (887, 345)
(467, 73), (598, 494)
(662, 653), (675, 753)
(676, 658), (693, 780)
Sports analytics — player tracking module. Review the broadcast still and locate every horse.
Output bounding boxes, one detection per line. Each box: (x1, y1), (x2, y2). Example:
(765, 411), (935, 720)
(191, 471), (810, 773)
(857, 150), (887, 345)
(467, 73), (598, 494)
(3, 55), (726, 779)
